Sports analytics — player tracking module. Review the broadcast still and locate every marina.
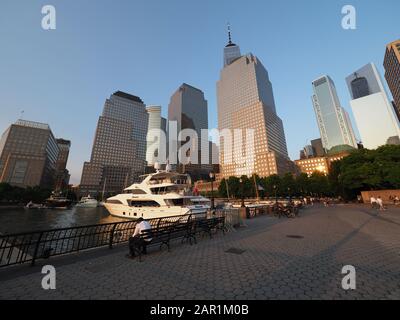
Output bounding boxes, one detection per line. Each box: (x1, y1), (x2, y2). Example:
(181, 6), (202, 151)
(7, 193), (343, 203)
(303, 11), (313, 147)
(0, 206), (127, 235)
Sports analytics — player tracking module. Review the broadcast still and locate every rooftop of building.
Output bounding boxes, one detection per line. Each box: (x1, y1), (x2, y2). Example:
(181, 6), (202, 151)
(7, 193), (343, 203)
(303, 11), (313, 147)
(113, 91), (143, 104)
(14, 119), (50, 131)
(56, 138), (71, 146)
(386, 39), (400, 48)
(179, 83), (204, 93)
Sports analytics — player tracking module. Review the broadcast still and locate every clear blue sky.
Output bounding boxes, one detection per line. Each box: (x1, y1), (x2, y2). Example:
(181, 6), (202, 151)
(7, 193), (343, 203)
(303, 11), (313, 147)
(0, 0), (399, 184)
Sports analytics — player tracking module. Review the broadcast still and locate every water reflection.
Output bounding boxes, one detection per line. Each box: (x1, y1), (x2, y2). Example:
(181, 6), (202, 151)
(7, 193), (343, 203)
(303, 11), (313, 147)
(0, 206), (129, 235)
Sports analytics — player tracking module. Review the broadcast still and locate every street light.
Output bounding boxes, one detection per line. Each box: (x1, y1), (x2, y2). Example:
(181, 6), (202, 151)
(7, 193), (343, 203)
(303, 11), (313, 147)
(273, 184), (278, 206)
(240, 178), (245, 208)
(288, 187), (291, 203)
(209, 172), (215, 210)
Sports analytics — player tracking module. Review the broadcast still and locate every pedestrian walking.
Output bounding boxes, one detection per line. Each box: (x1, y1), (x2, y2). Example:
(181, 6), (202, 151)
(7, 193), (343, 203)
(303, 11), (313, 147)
(370, 196), (377, 209)
(376, 197), (386, 212)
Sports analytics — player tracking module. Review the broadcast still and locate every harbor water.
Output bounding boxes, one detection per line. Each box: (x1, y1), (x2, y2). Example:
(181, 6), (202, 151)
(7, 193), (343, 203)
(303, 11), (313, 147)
(0, 206), (128, 235)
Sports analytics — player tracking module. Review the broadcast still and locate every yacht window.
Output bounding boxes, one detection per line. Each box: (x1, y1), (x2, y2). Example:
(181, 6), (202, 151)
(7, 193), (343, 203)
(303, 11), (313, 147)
(165, 199), (185, 206)
(129, 200), (160, 207)
(131, 189), (147, 195)
(106, 200), (123, 204)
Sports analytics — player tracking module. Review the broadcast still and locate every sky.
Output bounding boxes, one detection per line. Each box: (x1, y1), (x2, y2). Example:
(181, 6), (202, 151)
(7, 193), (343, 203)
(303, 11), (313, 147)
(0, 0), (399, 184)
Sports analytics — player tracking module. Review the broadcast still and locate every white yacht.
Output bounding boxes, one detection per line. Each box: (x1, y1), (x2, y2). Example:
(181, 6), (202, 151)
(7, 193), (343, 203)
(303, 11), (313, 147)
(76, 195), (98, 208)
(104, 169), (211, 220)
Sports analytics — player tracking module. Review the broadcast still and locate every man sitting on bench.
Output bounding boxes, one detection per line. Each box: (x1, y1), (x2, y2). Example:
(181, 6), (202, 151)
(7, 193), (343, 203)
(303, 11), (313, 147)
(127, 218), (152, 259)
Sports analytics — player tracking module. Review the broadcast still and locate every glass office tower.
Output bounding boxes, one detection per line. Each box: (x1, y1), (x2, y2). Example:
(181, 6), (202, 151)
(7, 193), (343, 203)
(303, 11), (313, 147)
(312, 76), (357, 152)
(217, 30), (292, 178)
(346, 63), (400, 150)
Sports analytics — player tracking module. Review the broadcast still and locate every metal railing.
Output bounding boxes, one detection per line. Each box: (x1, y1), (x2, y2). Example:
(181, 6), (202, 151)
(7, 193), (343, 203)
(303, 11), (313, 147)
(0, 210), (239, 269)
(0, 214), (203, 268)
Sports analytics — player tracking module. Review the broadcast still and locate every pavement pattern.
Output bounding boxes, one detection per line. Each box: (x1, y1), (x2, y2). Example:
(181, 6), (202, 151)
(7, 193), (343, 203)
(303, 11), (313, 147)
(0, 204), (399, 300)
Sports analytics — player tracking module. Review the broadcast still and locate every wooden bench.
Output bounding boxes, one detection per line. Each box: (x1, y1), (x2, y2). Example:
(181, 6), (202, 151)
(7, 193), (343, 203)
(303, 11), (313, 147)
(130, 215), (226, 261)
(188, 216), (226, 244)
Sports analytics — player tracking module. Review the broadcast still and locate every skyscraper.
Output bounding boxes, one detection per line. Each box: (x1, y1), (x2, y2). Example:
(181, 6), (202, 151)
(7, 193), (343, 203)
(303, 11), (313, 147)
(146, 105), (167, 167)
(383, 40), (400, 121)
(346, 63), (400, 150)
(80, 91), (148, 195)
(0, 120), (61, 189)
(217, 28), (291, 178)
(54, 139), (71, 191)
(311, 138), (325, 157)
(168, 83), (211, 180)
(223, 25), (241, 67)
(312, 76), (357, 152)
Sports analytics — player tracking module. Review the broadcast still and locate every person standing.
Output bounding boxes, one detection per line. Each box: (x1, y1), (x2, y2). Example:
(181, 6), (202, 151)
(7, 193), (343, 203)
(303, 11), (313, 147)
(376, 196), (386, 212)
(127, 218), (152, 258)
(370, 196), (377, 209)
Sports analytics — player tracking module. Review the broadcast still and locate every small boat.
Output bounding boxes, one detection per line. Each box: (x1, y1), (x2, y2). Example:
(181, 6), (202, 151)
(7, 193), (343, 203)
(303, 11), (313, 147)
(44, 195), (72, 209)
(25, 201), (44, 209)
(76, 195), (98, 208)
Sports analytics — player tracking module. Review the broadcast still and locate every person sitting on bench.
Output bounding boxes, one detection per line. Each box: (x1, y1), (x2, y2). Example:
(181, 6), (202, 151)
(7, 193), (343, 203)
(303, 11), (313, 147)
(127, 218), (152, 258)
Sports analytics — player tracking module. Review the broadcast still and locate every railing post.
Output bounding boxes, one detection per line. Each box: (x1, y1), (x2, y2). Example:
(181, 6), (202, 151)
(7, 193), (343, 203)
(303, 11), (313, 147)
(31, 232), (44, 267)
(109, 224), (117, 249)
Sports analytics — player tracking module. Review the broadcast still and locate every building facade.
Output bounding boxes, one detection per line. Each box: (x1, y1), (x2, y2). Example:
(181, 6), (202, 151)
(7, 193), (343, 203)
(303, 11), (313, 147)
(295, 152), (350, 177)
(384, 40), (400, 121)
(217, 31), (292, 179)
(80, 91), (148, 195)
(168, 83), (212, 180)
(312, 76), (357, 152)
(146, 105), (167, 167)
(346, 63), (400, 150)
(0, 120), (61, 189)
(54, 139), (71, 191)
(311, 138), (326, 157)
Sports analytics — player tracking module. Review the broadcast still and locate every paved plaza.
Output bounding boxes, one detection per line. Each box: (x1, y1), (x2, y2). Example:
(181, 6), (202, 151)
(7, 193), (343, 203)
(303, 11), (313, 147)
(0, 205), (399, 300)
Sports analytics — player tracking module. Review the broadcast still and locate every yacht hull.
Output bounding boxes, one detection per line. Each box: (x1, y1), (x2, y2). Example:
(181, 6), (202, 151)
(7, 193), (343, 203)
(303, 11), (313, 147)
(104, 203), (207, 220)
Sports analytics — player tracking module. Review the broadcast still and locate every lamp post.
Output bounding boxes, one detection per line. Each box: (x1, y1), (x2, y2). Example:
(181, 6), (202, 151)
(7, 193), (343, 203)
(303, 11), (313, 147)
(288, 187), (291, 203)
(240, 178), (245, 208)
(209, 172), (215, 210)
(273, 184), (278, 205)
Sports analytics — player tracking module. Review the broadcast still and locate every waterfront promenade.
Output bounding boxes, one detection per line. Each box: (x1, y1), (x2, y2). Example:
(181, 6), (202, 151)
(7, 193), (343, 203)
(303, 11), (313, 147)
(0, 204), (399, 300)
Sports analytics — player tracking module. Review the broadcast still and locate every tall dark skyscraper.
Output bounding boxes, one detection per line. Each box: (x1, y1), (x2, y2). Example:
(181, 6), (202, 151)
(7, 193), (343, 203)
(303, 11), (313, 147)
(80, 91), (148, 195)
(311, 138), (326, 157)
(54, 139), (71, 191)
(384, 39), (400, 121)
(168, 83), (212, 180)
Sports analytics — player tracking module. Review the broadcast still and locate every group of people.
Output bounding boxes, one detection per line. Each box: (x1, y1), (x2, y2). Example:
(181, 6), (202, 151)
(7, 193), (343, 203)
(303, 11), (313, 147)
(370, 196), (386, 211)
(389, 195), (400, 206)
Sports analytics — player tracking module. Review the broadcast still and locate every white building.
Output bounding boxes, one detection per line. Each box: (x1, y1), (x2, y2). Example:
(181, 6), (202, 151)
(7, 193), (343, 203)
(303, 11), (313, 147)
(311, 76), (358, 151)
(346, 63), (400, 150)
(146, 105), (166, 166)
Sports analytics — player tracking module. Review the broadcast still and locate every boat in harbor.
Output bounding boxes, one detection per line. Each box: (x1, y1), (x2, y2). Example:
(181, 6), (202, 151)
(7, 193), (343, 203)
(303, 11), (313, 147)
(75, 195), (98, 208)
(44, 195), (72, 209)
(25, 201), (45, 209)
(104, 167), (211, 220)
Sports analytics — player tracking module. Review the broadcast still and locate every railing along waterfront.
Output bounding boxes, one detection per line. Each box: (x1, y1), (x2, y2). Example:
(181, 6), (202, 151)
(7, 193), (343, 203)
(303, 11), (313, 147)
(0, 210), (239, 269)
